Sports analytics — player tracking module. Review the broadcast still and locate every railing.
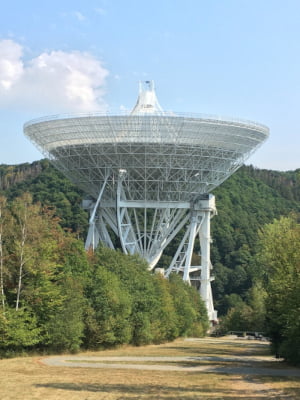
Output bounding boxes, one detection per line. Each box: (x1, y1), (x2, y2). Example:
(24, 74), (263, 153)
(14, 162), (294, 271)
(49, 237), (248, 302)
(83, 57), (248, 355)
(24, 111), (270, 135)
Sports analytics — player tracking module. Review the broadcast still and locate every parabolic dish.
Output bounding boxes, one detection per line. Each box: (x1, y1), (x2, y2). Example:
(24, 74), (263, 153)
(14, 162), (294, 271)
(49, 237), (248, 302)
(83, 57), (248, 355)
(24, 112), (269, 202)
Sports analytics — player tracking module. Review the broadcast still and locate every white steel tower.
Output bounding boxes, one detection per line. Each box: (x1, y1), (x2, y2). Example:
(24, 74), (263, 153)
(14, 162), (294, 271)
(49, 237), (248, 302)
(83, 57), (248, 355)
(24, 81), (269, 321)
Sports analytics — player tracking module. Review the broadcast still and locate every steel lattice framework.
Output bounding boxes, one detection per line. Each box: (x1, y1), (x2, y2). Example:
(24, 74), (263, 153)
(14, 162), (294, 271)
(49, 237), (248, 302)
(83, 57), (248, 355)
(24, 81), (269, 321)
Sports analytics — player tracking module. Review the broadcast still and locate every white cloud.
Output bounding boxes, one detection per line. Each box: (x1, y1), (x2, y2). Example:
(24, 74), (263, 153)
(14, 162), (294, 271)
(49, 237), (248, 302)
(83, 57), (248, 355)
(74, 11), (86, 21)
(0, 39), (109, 114)
(0, 39), (23, 90)
(120, 104), (130, 112)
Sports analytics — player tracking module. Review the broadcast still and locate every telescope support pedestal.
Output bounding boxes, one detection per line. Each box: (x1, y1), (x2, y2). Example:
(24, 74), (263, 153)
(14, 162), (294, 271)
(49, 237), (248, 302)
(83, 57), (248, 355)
(165, 195), (217, 322)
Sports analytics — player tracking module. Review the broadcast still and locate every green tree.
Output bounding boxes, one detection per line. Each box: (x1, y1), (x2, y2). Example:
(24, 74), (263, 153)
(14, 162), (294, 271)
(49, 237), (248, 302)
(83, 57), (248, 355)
(0, 196), (10, 311)
(0, 308), (40, 350)
(9, 193), (60, 311)
(246, 281), (266, 331)
(84, 266), (132, 348)
(45, 277), (85, 352)
(258, 215), (300, 363)
(93, 247), (157, 345)
(220, 302), (253, 332)
(216, 283), (266, 333)
(150, 274), (179, 342)
(185, 283), (209, 336)
(169, 274), (202, 336)
(0, 193), (89, 352)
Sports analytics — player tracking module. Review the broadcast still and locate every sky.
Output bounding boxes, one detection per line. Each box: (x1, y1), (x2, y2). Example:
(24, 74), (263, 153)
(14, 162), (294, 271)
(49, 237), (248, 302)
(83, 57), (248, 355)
(0, 0), (299, 171)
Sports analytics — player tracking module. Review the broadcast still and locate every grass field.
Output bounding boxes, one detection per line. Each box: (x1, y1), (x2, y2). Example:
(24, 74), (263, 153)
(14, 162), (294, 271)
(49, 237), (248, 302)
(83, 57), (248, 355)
(1, 337), (300, 399)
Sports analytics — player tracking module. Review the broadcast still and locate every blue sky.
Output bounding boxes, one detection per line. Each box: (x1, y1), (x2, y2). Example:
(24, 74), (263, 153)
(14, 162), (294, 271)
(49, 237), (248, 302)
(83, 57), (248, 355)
(0, 0), (299, 171)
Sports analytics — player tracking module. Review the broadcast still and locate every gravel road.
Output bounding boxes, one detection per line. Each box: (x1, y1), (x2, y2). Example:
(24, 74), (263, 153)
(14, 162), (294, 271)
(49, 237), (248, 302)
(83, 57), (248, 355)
(41, 354), (300, 377)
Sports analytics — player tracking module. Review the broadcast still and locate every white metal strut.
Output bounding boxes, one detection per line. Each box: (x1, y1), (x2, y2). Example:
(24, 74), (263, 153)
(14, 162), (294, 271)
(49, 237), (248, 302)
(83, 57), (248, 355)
(165, 195), (218, 321)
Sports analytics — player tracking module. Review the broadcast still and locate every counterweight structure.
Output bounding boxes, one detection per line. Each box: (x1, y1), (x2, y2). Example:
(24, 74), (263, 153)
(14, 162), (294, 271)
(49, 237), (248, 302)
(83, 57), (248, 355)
(24, 81), (269, 321)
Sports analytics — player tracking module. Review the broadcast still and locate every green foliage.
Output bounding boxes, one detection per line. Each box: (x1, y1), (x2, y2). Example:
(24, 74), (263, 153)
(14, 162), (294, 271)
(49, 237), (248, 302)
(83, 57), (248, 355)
(1, 160), (88, 236)
(0, 308), (41, 349)
(2, 161), (300, 315)
(84, 266), (132, 348)
(155, 165), (300, 316)
(45, 277), (85, 353)
(150, 274), (179, 342)
(185, 284), (209, 336)
(93, 247), (157, 345)
(257, 215), (300, 364)
(0, 192), (91, 352)
(210, 166), (299, 314)
(218, 282), (267, 333)
(94, 238), (208, 347)
(2, 160), (300, 359)
(246, 282), (267, 331)
(0, 192), (208, 354)
(169, 274), (208, 337)
(220, 303), (254, 332)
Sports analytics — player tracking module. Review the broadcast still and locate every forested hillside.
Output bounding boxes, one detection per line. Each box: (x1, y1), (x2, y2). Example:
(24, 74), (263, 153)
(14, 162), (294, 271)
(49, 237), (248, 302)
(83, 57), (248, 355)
(0, 160), (88, 235)
(211, 166), (300, 313)
(1, 160), (300, 362)
(1, 160), (299, 316)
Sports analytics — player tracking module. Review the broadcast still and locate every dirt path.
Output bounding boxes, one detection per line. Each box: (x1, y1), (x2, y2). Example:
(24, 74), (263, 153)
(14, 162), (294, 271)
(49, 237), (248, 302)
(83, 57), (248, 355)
(40, 343), (300, 398)
(42, 350), (300, 377)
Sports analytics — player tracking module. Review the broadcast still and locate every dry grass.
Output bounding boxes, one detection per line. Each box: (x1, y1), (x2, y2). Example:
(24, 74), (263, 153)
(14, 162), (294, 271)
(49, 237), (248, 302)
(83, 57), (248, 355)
(1, 337), (300, 399)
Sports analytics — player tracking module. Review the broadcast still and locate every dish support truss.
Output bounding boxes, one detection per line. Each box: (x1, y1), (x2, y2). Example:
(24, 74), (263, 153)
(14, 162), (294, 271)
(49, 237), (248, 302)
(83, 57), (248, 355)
(84, 170), (218, 322)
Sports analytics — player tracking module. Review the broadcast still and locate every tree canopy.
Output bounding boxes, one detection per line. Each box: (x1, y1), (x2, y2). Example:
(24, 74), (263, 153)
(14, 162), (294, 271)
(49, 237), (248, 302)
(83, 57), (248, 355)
(0, 191), (208, 355)
(257, 215), (300, 364)
(1, 160), (300, 362)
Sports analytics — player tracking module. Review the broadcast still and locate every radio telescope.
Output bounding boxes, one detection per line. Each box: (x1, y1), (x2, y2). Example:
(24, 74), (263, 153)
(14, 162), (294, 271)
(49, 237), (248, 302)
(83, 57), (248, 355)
(24, 81), (269, 321)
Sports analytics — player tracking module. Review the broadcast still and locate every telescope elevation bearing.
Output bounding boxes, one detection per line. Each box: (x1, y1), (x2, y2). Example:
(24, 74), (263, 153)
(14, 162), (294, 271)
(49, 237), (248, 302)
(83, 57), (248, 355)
(24, 81), (269, 322)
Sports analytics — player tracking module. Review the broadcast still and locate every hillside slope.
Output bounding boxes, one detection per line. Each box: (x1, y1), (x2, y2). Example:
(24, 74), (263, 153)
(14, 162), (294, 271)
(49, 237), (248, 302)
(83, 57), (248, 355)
(1, 160), (299, 314)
